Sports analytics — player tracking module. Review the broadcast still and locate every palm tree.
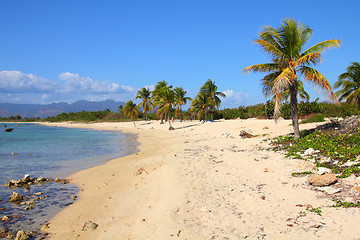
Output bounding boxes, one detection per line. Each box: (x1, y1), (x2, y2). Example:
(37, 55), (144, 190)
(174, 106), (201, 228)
(190, 91), (213, 121)
(200, 79), (226, 120)
(152, 80), (172, 124)
(124, 100), (139, 127)
(135, 87), (153, 120)
(334, 62), (360, 110)
(153, 86), (175, 129)
(244, 19), (341, 139)
(174, 87), (191, 122)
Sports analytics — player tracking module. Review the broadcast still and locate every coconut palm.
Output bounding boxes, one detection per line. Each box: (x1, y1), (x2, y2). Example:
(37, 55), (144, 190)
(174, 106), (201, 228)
(153, 86), (175, 129)
(334, 62), (360, 110)
(152, 80), (172, 124)
(244, 19), (341, 139)
(124, 100), (139, 127)
(262, 75), (310, 103)
(200, 79), (226, 119)
(190, 91), (213, 121)
(174, 87), (191, 122)
(135, 87), (153, 120)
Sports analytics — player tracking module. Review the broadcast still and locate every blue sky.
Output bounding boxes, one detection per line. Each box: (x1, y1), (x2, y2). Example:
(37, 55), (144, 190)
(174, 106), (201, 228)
(0, 0), (359, 108)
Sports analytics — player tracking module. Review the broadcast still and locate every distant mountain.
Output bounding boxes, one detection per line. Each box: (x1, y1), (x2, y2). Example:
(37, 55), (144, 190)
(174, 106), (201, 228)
(0, 100), (125, 118)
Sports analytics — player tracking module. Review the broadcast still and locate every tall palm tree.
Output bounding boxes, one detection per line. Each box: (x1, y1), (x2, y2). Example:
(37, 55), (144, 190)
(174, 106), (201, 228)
(200, 79), (226, 119)
(124, 100), (139, 127)
(135, 87), (153, 120)
(174, 87), (191, 122)
(334, 62), (360, 110)
(152, 80), (172, 124)
(153, 86), (175, 129)
(244, 19), (341, 139)
(190, 91), (213, 121)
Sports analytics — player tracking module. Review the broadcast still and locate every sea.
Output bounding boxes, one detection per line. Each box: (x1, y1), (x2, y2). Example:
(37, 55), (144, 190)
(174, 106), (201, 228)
(0, 123), (138, 236)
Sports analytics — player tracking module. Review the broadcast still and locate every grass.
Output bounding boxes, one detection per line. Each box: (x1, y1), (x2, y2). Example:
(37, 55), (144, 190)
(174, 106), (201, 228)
(300, 113), (326, 124)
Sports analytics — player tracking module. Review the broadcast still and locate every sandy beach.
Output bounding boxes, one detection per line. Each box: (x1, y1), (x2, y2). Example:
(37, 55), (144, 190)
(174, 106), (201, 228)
(43, 119), (360, 240)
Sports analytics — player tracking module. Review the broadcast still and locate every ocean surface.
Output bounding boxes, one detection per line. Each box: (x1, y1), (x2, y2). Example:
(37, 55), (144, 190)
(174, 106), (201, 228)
(0, 123), (138, 236)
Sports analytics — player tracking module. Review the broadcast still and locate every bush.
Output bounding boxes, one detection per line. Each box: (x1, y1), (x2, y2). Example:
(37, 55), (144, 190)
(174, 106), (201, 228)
(300, 113), (325, 124)
(220, 106), (248, 119)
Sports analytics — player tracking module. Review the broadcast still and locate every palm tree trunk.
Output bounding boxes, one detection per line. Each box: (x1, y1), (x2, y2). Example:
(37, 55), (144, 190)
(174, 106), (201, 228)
(160, 113), (165, 124)
(290, 84), (300, 140)
(133, 119), (136, 127)
(180, 106), (183, 122)
(357, 98), (360, 110)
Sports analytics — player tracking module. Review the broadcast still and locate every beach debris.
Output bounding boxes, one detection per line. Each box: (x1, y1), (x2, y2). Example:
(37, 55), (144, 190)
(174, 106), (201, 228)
(169, 126), (175, 130)
(134, 167), (145, 176)
(308, 173), (337, 187)
(71, 195), (77, 200)
(239, 130), (254, 139)
(0, 227), (14, 238)
(81, 221), (98, 231)
(221, 131), (234, 138)
(3, 175), (70, 188)
(8, 192), (25, 203)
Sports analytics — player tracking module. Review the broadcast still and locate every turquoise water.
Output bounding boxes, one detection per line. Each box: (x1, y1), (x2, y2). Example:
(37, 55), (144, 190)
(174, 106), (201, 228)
(0, 123), (138, 235)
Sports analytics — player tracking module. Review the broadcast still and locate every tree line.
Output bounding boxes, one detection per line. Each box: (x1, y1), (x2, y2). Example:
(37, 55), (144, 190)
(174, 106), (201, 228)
(123, 79), (226, 128)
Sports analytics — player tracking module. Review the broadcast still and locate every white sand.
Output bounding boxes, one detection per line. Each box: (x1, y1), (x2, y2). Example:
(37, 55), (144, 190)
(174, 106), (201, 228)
(44, 119), (360, 239)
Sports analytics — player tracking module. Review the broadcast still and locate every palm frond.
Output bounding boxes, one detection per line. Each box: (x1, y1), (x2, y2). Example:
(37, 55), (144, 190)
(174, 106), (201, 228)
(302, 39), (341, 55)
(300, 66), (338, 101)
(243, 63), (280, 73)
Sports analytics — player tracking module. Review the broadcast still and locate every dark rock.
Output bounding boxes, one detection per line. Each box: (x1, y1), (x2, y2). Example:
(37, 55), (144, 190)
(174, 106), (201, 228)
(308, 173), (338, 187)
(4, 128), (14, 132)
(1, 215), (10, 222)
(0, 227), (14, 238)
(169, 126), (175, 130)
(8, 192), (25, 203)
(14, 230), (31, 240)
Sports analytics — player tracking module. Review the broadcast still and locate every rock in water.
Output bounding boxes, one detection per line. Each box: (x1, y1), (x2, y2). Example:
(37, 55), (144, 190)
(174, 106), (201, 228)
(8, 192), (25, 203)
(1, 215), (10, 222)
(308, 173), (337, 187)
(81, 221), (98, 231)
(14, 230), (30, 240)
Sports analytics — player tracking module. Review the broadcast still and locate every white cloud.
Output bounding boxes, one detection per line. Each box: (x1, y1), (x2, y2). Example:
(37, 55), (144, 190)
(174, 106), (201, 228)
(0, 71), (58, 93)
(0, 71), (137, 104)
(221, 89), (249, 108)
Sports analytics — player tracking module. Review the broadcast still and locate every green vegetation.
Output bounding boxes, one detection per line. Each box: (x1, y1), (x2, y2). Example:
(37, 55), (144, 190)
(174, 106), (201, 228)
(307, 206), (322, 215)
(332, 200), (360, 208)
(300, 113), (325, 124)
(244, 19), (341, 139)
(270, 123), (360, 178)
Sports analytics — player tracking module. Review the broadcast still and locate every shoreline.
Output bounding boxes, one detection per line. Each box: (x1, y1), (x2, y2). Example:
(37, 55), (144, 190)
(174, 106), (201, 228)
(44, 119), (360, 239)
